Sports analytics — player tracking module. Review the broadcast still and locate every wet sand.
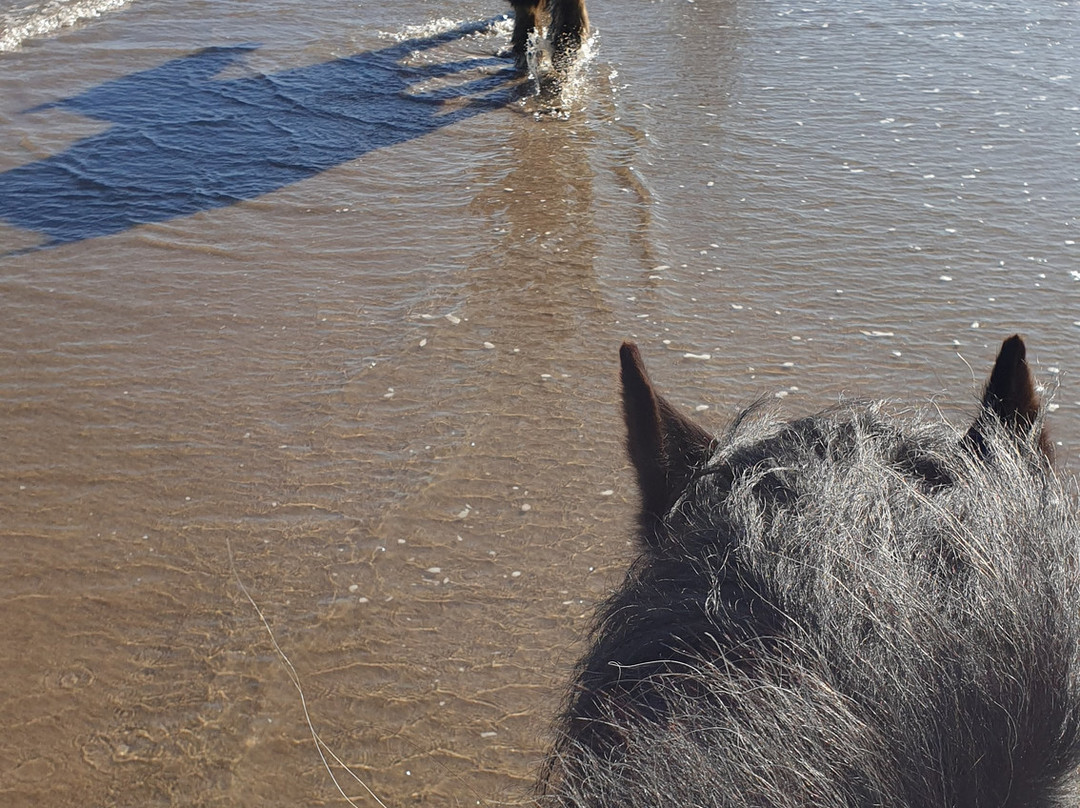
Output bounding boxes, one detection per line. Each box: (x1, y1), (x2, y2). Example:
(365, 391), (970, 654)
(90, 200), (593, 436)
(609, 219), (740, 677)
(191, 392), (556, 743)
(1, 0), (1078, 805)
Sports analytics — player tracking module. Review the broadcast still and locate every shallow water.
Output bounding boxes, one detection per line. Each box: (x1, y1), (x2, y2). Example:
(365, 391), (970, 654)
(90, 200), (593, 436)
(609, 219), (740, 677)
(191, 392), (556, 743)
(1, 0), (1078, 805)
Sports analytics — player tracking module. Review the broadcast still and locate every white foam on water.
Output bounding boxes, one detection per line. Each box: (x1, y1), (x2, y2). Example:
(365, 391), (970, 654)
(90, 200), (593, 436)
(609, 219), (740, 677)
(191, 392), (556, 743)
(381, 15), (512, 44)
(382, 16), (469, 42)
(0, 0), (134, 51)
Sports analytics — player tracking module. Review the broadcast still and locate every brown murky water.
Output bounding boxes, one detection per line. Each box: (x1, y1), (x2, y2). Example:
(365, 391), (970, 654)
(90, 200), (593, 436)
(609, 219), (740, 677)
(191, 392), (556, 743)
(1, 0), (1078, 805)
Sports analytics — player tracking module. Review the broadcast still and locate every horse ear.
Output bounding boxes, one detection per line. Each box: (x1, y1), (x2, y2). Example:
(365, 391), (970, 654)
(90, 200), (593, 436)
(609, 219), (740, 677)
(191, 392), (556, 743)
(964, 335), (1052, 459)
(620, 343), (713, 538)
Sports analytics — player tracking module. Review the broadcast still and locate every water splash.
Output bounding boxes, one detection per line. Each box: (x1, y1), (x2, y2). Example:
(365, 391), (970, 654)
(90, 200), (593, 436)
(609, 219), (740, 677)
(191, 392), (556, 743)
(523, 27), (599, 117)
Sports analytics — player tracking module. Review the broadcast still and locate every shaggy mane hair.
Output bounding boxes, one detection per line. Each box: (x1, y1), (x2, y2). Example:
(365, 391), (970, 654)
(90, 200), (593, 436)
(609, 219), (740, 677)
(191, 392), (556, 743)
(539, 337), (1080, 808)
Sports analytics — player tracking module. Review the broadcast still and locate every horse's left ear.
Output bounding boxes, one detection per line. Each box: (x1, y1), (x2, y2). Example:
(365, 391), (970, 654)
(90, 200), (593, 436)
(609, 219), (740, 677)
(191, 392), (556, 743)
(964, 335), (1053, 460)
(620, 343), (713, 543)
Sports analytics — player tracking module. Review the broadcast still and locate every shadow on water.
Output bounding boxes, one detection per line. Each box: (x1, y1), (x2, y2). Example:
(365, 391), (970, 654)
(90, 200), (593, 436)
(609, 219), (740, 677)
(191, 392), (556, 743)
(0, 17), (520, 255)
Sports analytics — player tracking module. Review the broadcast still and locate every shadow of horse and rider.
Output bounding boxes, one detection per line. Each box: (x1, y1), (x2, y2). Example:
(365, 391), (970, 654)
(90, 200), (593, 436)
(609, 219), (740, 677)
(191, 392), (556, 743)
(0, 17), (564, 255)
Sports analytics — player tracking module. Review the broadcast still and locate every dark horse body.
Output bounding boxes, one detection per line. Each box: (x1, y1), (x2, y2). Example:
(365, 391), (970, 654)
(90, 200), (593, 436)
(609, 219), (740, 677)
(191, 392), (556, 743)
(507, 0), (589, 71)
(540, 337), (1080, 807)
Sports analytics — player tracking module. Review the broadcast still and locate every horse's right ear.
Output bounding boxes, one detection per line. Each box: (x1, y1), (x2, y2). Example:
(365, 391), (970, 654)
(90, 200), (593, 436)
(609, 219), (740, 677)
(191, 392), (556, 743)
(964, 335), (1052, 460)
(620, 343), (713, 540)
